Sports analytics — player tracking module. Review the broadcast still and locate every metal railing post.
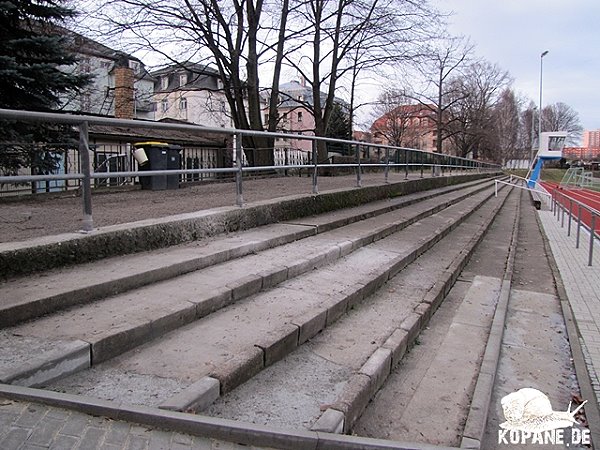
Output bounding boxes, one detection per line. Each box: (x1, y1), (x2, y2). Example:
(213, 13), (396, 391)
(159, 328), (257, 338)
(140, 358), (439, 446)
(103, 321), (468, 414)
(384, 147), (390, 184)
(420, 152), (424, 178)
(589, 215), (596, 267)
(576, 204), (582, 249)
(356, 144), (362, 188)
(312, 141), (318, 194)
(78, 121), (94, 232)
(235, 132), (244, 206)
(568, 198), (573, 236)
(404, 149), (409, 180)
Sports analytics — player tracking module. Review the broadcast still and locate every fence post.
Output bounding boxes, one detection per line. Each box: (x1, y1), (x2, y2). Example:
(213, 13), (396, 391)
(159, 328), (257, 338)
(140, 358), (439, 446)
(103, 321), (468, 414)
(384, 147), (390, 184)
(235, 132), (244, 206)
(576, 204), (582, 248)
(420, 152), (424, 178)
(568, 198), (573, 236)
(356, 144), (362, 188)
(78, 121), (93, 232)
(312, 140), (318, 194)
(404, 149), (409, 180)
(589, 215), (596, 267)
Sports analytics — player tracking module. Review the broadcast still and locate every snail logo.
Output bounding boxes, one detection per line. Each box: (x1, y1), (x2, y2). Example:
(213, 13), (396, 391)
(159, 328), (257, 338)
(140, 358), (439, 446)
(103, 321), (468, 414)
(497, 388), (590, 446)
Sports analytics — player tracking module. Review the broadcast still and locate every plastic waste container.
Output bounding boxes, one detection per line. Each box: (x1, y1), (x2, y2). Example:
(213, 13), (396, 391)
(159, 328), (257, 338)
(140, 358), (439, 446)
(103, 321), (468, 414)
(134, 142), (181, 190)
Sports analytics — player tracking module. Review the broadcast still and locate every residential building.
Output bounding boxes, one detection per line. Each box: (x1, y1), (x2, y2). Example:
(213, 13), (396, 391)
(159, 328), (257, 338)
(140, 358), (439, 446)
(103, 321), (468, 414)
(370, 104), (438, 152)
(563, 147), (600, 162)
(151, 64), (232, 128)
(583, 130), (600, 149)
(58, 29), (154, 119)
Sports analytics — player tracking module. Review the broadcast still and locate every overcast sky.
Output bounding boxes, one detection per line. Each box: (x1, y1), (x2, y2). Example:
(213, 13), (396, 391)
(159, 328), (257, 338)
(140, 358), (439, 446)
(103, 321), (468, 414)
(434, 0), (600, 135)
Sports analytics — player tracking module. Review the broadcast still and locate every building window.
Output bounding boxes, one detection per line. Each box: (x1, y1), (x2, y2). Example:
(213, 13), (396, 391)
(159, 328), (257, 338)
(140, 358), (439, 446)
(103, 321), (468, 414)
(179, 73), (187, 87)
(179, 98), (187, 110)
(297, 111), (303, 123)
(161, 76), (169, 90)
(161, 99), (169, 112)
(129, 60), (141, 74)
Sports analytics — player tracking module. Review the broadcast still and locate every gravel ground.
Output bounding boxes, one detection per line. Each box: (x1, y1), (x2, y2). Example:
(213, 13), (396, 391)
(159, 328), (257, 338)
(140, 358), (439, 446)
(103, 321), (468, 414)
(0, 171), (423, 243)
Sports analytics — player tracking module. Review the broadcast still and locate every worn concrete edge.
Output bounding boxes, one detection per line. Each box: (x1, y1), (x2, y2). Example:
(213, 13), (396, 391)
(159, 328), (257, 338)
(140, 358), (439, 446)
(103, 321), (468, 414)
(0, 177), (496, 329)
(533, 198), (600, 447)
(0, 340), (91, 388)
(0, 173), (499, 277)
(158, 376), (220, 413)
(316, 186), (514, 436)
(459, 188), (521, 448)
(0, 383), (460, 450)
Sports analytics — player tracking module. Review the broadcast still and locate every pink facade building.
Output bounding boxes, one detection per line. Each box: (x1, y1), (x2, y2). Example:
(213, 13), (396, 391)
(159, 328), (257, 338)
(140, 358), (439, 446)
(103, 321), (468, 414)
(583, 130), (600, 148)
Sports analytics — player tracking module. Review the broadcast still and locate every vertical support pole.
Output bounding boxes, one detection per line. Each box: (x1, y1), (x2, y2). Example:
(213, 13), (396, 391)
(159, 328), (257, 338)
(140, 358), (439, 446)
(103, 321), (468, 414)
(312, 140), (318, 194)
(79, 121), (93, 232)
(420, 152), (424, 178)
(561, 202), (565, 228)
(568, 199), (573, 236)
(384, 147), (389, 184)
(494, 180), (498, 197)
(576, 204), (582, 248)
(404, 149), (409, 180)
(356, 144), (362, 188)
(589, 215), (596, 267)
(235, 132), (244, 206)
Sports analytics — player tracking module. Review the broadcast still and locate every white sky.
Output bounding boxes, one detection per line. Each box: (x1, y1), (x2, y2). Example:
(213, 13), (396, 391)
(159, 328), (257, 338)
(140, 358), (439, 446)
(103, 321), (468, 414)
(433, 0), (600, 134)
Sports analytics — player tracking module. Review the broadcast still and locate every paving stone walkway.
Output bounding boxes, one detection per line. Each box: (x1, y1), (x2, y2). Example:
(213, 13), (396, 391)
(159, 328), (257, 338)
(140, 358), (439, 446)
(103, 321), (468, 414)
(0, 398), (265, 450)
(537, 208), (600, 408)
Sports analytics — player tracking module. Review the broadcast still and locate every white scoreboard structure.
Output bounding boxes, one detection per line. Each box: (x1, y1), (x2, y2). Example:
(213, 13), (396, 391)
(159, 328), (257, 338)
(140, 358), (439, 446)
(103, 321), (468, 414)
(538, 131), (567, 160)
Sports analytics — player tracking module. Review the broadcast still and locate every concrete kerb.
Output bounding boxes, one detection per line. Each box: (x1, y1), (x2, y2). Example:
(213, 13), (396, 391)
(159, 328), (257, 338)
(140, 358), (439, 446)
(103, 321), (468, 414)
(534, 205), (600, 447)
(159, 376), (220, 413)
(0, 384), (461, 450)
(311, 185), (514, 436)
(0, 173), (498, 278)
(459, 188), (521, 449)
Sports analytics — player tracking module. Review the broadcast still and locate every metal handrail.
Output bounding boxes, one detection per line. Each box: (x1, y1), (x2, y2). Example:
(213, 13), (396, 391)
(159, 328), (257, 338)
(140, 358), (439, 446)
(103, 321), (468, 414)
(551, 187), (599, 266)
(0, 108), (501, 233)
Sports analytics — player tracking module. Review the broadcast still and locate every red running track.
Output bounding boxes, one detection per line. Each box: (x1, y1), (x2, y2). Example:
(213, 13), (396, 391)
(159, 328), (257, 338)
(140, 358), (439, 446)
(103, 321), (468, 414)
(540, 181), (600, 233)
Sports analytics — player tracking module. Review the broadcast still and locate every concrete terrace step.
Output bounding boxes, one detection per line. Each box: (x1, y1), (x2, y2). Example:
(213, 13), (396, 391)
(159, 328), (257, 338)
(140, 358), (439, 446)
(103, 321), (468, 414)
(1, 182), (503, 390)
(204, 189), (515, 433)
(34, 184), (510, 412)
(0, 178), (493, 328)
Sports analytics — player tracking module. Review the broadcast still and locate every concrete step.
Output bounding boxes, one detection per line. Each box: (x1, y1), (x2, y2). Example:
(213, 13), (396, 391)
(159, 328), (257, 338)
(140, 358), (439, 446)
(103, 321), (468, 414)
(201, 186), (515, 434)
(0, 178), (492, 328)
(350, 187), (521, 446)
(0, 180), (495, 365)
(33, 183), (510, 411)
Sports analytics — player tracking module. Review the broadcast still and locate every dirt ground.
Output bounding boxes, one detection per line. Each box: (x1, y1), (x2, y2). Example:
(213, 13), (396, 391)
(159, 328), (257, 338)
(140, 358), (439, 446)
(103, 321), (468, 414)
(0, 172), (419, 243)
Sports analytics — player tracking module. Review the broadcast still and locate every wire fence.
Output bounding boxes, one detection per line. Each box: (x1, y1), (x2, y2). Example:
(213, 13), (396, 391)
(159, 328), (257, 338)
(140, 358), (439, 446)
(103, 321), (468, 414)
(0, 108), (500, 233)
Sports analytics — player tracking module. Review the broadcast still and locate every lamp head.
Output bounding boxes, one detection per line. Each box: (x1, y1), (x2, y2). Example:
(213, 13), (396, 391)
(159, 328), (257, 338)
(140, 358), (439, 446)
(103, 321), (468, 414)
(541, 50), (549, 58)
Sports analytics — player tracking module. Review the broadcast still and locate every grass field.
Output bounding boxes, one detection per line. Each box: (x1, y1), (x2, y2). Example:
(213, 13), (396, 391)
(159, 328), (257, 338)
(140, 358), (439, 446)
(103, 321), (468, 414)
(505, 168), (567, 183)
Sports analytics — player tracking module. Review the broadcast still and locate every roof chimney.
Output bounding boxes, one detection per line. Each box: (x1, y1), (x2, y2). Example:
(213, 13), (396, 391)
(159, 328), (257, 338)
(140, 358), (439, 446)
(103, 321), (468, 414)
(114, 61), (135, 119)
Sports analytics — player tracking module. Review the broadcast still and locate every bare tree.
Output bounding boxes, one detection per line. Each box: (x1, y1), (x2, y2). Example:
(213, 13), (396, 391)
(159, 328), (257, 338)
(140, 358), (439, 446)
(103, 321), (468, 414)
(541, 102), (583, 146)
(490, 88), (522, 165)
(285, 0), (439, 161)
(444, 60), (511, 159)
(403, 36), (474, 153)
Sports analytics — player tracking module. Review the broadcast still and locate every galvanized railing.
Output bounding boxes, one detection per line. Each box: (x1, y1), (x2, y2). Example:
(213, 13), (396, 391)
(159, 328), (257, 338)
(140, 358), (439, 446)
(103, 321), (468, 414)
(0, 108), (499, 233)
(551, 187), (600, 266)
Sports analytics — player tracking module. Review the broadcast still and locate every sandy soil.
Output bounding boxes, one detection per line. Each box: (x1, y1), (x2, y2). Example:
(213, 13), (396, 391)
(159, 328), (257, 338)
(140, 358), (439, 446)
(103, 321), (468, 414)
(0, 172), (418, 243)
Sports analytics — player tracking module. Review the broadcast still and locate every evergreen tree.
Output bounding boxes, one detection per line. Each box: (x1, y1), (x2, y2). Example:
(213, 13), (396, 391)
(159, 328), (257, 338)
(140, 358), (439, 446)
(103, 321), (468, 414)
(326, 102), (353, 155)
(0, 0), (90, 175)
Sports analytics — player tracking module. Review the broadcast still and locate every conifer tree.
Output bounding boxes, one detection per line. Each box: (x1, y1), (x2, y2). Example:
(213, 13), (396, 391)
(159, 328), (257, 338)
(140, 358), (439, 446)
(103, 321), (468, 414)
(0, 0), (90, 175)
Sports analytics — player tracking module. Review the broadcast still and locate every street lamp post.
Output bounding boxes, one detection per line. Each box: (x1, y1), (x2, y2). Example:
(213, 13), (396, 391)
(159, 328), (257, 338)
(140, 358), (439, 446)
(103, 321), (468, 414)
(538, 50), (549, 148)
